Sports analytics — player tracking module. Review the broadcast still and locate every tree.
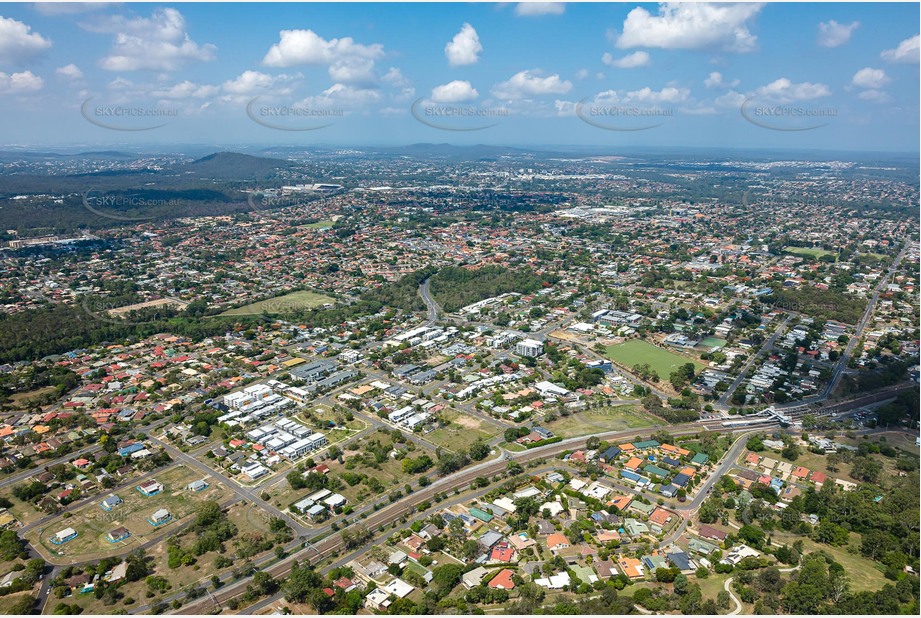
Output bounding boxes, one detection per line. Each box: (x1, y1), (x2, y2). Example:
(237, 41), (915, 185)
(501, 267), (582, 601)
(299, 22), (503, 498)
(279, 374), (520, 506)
(468, 440), (490, 461)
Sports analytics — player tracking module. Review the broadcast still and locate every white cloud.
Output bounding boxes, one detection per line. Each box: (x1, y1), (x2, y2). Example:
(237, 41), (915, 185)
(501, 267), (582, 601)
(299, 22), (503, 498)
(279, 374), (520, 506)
(601, 50), (651, 68)
(222, 70), (294, 95)
(575, 68), (589, 80)
(84, 8), (216, 71)
(857, 89), (890, 102)
(515, 3), (565, 16)
(55, 63), (83, 79)
(704, 71), (740, 89)
(714, 89), (746, 108)
(445, 23), (482, 67)
(817, 20), (859, 48)
(381, 67), (409, 87)
(262, 29), (384, 74)
(315, 83), (381, 105)
(881, 34), (920, 63)
(430, 80), (478, 103)
(851, 67), (889, 90)
(491, 69), (572, 100)
(0, 16), (52, 65)
(0, 70), (43, 94)
(328, 57), (378, 85)
(595, 85), (690, 105)
(754, 77), (830, 102)
(153, 80), (218, 99)
(617, 2), (763, 52)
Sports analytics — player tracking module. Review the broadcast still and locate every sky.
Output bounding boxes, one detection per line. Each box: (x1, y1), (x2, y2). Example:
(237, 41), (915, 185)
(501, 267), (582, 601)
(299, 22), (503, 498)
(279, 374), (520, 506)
(0, 1), (918, 152)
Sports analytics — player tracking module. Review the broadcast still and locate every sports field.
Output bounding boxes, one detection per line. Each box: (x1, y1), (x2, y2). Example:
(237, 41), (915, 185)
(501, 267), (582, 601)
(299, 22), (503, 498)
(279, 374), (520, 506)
(783, 246), (836, 260)
(220, 290), (334, 316)
(605, 340), (705, 379)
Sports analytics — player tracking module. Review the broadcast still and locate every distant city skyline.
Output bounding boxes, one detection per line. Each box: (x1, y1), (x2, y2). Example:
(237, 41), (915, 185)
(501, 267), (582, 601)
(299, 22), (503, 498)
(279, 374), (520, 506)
(0, 2), (918, 151)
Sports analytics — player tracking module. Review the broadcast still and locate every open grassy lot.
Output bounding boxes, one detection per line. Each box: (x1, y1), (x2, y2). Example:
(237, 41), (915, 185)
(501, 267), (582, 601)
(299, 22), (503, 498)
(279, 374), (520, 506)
(783, 246), (836, 260)
(220, 290), (334, 316)
(605, 340), (705, 379)
(304, 220), (334, 229)
(544, 405), (659, 439)
(0, 490), (46, 527)
(695, 572), (732, 606)
(772, 531), (887, 593)
(25, 465), (231, 562)
(425, 408), (497, 452)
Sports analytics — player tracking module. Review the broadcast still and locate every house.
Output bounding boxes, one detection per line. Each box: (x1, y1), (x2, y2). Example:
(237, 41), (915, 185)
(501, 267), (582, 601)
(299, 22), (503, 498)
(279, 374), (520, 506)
(600, 446), (621, 462)
(546, 533), (571, 551)
(666, 550), (694, 572)
(462, 566), (490, 589)
(105, 561), (128, 583)
(148, 509), (172, 526)
(608, 495), (633, 511)
(106, 527), (131, 543)
(649, 507), (673, 526)
(100, 495), (123, 511)
(186, 479), (209, 492)
(488, 568), (516, 590)
(383, 578), (414, 598)
(365, 588), (391, 611)
(624, 456), (644, 471)
(571, 565), (598, 585)
(688, 538), (719, 555)
(691, 453), (709, 466)
(698, 524), (728, 542)
(534, 572), (571, 589)
(594, 559), (618, 579)
(617, 556), (645, 579)
(490, 542), (515, 563)
(137, 480), (163, 496)
(721, 544), (761, 566)
(50, 527), (78, 544)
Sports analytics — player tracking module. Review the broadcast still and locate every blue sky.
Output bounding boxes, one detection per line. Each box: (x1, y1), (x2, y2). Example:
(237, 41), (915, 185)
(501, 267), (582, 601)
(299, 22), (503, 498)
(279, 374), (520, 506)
(0, 2), (918, 151)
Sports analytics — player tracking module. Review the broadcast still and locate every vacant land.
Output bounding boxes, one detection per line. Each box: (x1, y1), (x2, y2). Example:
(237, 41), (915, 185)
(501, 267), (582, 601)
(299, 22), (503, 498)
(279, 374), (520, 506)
(221, 290), (334, 316)
(544, 405), (658, 438)
(783, 246), (836, 260)
(427, 409), (497, 452)
(772, 532), (886, 593)
(605, 340), (705, 379)
(25, 465), (231, 562)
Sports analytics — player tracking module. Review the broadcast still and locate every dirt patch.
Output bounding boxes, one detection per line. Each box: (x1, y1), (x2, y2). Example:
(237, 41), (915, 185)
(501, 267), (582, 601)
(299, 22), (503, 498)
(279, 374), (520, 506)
(453, 415), (482, 431)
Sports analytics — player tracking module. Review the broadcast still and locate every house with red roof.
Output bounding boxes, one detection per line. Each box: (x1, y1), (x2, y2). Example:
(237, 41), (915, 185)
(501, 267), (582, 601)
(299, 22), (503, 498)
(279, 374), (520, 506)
(488, 568), (516, 590)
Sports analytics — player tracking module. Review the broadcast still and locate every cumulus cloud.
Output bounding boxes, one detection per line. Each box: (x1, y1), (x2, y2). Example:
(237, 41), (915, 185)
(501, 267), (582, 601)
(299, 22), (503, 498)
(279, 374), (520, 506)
(857, 89), (890, 102)
(753, 77), (830, 102)
(595, 85), (690, 104)
(261, 28), (385, 88)
(491, 69), (572, 100)
(0, 69), (43, 94)
(616, 2), (763, 52)
(881, 34), (920, 63)
(515, 3), (565, 16)
(817, 20), (859, 48)
(430, 80), (478, 103)
(601, 50), (651, 68)
(445, 23), (482, 67)
(152, 80), (218, 99)
(222, 70), (295, 95)
(851, 67), (889, 90)
(704, 71), (740, 89)
(0, 16), (52, 65)
(83, 8), (216, 71)
(55, 63), (83, 79)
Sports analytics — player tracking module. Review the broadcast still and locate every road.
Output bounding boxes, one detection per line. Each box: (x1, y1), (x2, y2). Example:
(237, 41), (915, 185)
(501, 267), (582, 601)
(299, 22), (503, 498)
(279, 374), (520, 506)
(418, 278), (441, 325)
(172, 417), (778, 614)
(148, 435), (309, 536)
(717, 314), (794, 410)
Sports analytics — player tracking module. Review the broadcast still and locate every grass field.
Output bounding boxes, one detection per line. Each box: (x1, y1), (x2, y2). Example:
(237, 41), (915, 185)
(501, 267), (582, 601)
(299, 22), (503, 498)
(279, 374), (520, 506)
(783, 246), (836, 260)
(426, 408), (497, 452)
(25, 465), (231, 561)
(772, 532), (887, 593)
(220, 290), (334, 316)
(304, 220), (334, 229)
(544, 405), (659, 439)
(605, 340), (705, 379)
